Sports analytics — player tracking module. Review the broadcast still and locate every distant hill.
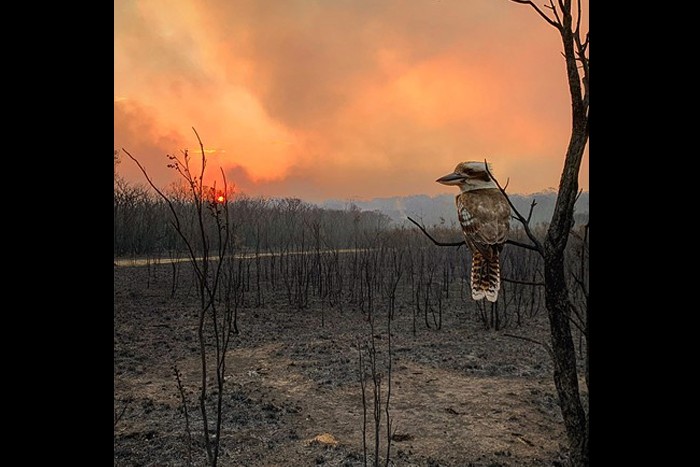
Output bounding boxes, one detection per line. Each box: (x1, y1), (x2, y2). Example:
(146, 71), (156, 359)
(320, 190), (589, 228)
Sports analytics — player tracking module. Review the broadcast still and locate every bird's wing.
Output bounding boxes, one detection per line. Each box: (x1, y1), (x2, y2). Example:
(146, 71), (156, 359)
(456, 189), (510, 248)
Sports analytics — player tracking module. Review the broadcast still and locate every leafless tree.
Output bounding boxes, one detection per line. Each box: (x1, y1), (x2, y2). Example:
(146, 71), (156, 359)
(124, 129), (237, 467)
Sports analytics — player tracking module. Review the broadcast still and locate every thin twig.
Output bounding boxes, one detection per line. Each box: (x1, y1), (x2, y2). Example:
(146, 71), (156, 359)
(503, 333), (554, 360)
(506, 239), (540, 252)
(526, 200), (537, 224)
(509, 0), (561, 29)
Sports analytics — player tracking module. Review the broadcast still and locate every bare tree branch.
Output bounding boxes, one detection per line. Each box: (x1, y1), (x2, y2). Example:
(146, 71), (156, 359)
(483, 159), (544, 254)
(552, 0), (564, 26)
(509, 0), (561, 29)
(574, 0), (583, 38)
(122, 148), (200, 269)
(526, 199), (537, 224)
(407, 215), (540, 252)
(193, 126), (206, 197)
(406, 216), (464, 248)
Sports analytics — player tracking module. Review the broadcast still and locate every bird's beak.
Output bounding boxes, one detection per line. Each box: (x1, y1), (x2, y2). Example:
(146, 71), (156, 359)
(436, 172), (465, 186)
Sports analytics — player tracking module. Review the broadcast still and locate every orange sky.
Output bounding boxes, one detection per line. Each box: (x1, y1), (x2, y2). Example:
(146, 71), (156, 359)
(114, 0), (588, 202)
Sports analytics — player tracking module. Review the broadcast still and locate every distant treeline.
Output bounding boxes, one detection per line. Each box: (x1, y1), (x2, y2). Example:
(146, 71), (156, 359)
(114, 178), (587, 259)
(114, 179), (395, 257)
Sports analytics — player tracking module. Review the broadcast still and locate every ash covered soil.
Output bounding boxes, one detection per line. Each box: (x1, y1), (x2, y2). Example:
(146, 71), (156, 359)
(114, 259), (582, 466)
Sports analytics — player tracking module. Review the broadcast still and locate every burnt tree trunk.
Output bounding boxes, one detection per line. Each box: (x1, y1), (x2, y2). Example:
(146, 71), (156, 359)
(542, 9), (589, 467)
(543, 129), (588, 465)
(543, 250), (588, 466)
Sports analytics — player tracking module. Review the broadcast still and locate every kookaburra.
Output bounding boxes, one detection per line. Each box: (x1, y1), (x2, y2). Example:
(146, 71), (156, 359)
(436, 161), (510, 302)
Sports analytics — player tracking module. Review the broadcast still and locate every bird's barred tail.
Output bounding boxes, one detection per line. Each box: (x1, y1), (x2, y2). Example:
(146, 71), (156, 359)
(471, 249), (501, 302)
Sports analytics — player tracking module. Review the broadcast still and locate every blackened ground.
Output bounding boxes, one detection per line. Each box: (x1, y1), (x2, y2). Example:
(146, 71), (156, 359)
(114, 260), (585, 466)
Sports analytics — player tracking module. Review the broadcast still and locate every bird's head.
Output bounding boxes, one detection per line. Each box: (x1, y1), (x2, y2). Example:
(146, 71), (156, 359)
(436, 161), (497, 191)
